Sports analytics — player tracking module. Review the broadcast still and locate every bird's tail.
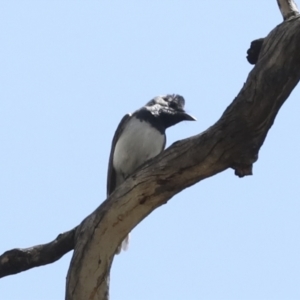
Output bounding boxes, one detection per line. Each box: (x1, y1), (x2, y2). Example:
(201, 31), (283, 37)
(116, 234), (130, 254)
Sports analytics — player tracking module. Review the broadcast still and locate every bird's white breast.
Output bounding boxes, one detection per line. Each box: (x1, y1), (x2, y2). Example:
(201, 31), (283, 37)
(113, 117), (165, 180)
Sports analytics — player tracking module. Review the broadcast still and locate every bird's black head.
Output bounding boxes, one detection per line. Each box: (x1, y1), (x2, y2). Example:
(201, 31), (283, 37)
(145, 94), (196, 129)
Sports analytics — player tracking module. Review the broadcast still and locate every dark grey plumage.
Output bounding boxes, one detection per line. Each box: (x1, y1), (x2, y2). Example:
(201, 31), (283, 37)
(107, 94), (195, 254)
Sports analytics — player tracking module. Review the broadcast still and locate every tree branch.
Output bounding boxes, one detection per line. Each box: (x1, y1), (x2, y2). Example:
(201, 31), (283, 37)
(247, 0), (300, 65)
(2, 1), (300, 299)
(277, 0), (300, 20)
(65, 13), (300, 300)
(0, 228), (76, 278)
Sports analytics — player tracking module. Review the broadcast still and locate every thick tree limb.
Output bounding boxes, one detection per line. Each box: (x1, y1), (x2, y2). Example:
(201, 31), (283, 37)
(0, 228), (76, 278)
(1, 1), (300, 299)
(65, 12), (300, 300)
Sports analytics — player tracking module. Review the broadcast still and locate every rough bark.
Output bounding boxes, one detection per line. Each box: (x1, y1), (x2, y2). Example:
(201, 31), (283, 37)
(247, 0), (300, 65)
(0, 228), (76, 278)
(66, 5), (300, 300)
(1, 1), (300, 299)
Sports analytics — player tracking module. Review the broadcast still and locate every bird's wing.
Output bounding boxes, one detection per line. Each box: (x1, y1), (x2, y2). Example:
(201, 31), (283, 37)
(107, 113), (132, 197)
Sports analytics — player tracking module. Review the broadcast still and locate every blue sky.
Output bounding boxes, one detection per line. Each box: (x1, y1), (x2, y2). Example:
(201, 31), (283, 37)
(1, 1), (300, 300)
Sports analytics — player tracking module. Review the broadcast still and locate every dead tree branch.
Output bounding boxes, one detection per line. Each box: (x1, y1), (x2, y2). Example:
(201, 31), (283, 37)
(0, 228), (76, 278)
(1, 1), (300, 300)
(248, 0), (300, 65)
(66, 7), (300, 300)
(277, 0), (300, 20)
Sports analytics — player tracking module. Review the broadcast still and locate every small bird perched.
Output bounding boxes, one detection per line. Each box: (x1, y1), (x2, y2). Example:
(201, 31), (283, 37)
(107, 94), (196, 254)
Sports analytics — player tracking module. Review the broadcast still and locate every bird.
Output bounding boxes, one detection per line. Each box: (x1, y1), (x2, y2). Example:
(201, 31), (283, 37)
(106, 94), (196, 254)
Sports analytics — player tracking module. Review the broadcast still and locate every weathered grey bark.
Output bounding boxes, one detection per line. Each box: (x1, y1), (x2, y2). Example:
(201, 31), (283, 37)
(65, 1), (300, 300)
(248, 0), (300, 65)
(0, 228), (76, 278)
(1, 0), (299, 299)
(277, 0), (300, 20)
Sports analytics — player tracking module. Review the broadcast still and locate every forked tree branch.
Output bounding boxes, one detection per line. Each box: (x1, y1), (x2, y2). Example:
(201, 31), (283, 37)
(1, 1), (300, 300)
(248, 0), (300, 65)
(66, 5), (300, 300)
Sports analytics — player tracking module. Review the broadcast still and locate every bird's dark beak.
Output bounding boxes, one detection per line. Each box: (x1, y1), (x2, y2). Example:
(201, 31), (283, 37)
(181, 112), (196, 121)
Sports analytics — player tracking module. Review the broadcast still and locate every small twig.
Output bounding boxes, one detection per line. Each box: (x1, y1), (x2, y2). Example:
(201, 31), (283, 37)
(0, 227), (76, 278)
(277, 0), (300, 20)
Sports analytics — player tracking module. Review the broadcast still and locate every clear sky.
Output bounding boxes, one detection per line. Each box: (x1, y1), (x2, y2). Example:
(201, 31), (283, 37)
(1, 1), (300, 300)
